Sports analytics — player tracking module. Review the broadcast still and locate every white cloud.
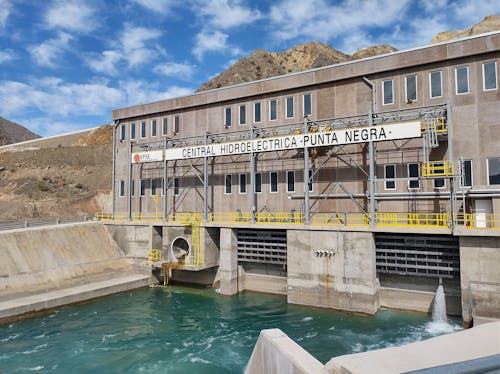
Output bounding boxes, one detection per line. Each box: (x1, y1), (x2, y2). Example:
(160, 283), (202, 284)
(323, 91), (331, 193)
(153, 62), (196, 79)
(195, 0), (262, 29)
(132, 0), (175, 15)
(45, 0), (97, 32)
(120, 26), (162, 67)
(193, 29), (243, 60)
(86, 50), (121, 75)
(0, 0), (12, 29)
(268, 0), (411, 43)
(0, 77), (193, 135)
(0, 49), (15, 63)
(29, 32), (72, 67)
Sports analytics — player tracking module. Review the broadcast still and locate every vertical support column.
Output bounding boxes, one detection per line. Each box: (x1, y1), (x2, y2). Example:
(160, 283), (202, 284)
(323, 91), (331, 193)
(369, 110), (376, 227)
(447, 100), (455, 229)
(219, 228), (239, 295)
(128, 141), (133, 220)
(163, 138), (168, 220)
(303, 118), (310, 224)
(111, 121), (118, 219)
(250, 126), (256, 223)
(204, 131), (209, 222)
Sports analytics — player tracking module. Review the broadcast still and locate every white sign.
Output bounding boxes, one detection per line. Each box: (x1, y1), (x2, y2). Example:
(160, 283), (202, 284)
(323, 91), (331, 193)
(131, 150), (164, 163)
(132, 121), (422, 163)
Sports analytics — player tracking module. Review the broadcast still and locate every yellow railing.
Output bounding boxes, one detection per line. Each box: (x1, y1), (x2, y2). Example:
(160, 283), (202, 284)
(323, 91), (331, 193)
(421, 117), (447, 134)
(97, 211), (500, 230)
(421, 160), (455, 177)
(376, 212), (448, 228)
(147, 249), (162, 263)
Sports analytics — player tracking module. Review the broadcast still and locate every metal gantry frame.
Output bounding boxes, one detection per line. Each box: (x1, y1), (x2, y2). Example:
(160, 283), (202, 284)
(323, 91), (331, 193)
(119, 101), (461, 226)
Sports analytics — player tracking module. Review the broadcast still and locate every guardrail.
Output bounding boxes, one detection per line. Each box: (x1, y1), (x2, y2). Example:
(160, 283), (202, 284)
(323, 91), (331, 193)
(0, 215), (94, 232)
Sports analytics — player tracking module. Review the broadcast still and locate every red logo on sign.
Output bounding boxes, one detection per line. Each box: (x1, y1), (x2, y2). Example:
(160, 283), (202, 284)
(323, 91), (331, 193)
(133, 153), (140, 163)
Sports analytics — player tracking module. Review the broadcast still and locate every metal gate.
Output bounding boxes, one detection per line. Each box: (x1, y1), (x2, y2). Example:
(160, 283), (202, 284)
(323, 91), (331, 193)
(237, 229), (287, 268)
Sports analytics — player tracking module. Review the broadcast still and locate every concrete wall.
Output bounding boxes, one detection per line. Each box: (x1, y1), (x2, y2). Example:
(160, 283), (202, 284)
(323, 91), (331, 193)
(0, 223), (140, 298)
(219, 228), (238, 295)
(287, 230), (380, 314)
(107, 224), (152, 268)
(460, 236), (500, 324)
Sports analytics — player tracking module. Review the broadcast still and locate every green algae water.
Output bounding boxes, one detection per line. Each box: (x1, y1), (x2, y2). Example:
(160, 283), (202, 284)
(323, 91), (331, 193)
(0, 286), (461, 373)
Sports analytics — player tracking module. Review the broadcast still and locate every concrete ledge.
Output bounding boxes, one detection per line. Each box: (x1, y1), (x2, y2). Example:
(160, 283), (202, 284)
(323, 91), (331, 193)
(245, 329), (327, 374)
(245, 273), (287, 295)
(0, 274), (153, 322)
(326, 321), (500, 374)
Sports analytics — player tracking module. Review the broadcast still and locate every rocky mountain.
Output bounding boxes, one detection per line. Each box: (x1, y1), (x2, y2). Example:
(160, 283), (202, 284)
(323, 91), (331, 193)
(431, 15), (500, 44)
(0, 116), (40, 145)
(351, 44), (398, 60)
(197, 42), (352, 92)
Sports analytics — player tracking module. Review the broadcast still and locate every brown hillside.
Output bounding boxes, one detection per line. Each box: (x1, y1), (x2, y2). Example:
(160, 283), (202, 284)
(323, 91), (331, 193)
(0, 116), (40, 145)
(431, 15), (500, 43)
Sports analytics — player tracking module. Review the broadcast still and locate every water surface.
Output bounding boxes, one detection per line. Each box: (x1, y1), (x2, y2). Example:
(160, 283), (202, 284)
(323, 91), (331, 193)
(0, 286), (462, 373)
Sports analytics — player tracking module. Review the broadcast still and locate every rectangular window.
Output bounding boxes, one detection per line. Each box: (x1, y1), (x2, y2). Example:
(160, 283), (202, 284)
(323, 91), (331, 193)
(384, 164), (396, 190)
(308, 170), (313, 192)
(161, 178), (165, 196)
(488, 158), (500, 185)
(433, 162), (445, 188)
(456, 66), (469, 94)
(483, 62), (497, 91)
(405, 75), (417, 102)
(174, 177), (179, 195)
(287, 171), (295, 192)
(119, 180), (125, 197)
(286, 96), (294, 118)
(151, 179), (157, 196)
(408, 163), (419, 189)
(174, 115), (180, 134)
(270, 171), (278, 193)
(239, 173), (246, 194)
(382, 79), (393, 105)
(120, 124), (126, 141)
(131, 179), (135, 197)
(162, 118), (168, 135)
(255, 172), (262, 193)
(269, 99), (277, 121)
(140, 121), (146, 138)
(130, 123), (136, 139)
(461, 160), (472, 188)
(225, 174), (232, 194)
(430, 71), (442, 98)
(151, 120), (157, 137)
(225, 107), (231, 127)
(140, 179), (146, 196)
(254, 102), (261, 123)
(303, 93), (312, 116)
(239, 105), (246, 125)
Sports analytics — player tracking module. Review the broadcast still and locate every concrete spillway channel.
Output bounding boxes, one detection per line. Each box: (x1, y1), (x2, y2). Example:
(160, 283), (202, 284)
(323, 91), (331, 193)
(0, 222), (153, 323)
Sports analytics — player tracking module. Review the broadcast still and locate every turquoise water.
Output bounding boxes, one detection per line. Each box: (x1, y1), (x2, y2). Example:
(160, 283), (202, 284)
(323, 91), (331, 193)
(0, 286), (461, 373)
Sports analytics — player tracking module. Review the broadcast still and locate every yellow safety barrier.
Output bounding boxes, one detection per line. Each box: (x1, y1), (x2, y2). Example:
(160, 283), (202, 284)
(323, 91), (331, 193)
(461, 213), (500, 230)
(376, 212), (449, 228)
(255, 212), (303, 224)
(421, 117), (447, 134)
(148, 249), (161, 263)
(421, 160), (455, 177)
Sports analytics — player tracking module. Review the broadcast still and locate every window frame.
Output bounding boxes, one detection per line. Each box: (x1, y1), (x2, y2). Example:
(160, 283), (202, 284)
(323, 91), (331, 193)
(269, 99), (277, 121)
(140, 121), (146, 138)
(224, 174), (232, 194)
(239, 173), (247, 194)
(253, 102), (261, 123)
(384, 164), (396, 190)
(174, 115), (180, 134)
(130, 123), (136, 140)
(382, 79), (394, 105)
(461, 159), (473, 188)
(151, 119), (157, 137)
(225, 107), (232, 128)
(285, 96), (294, 119)
(140, 179), (146, 196)
(286, 170), (295, 193)
(120, 124), (126, 141)
(131, 179), (135, 197)
(255, 172), (262, 193)
(269, 171), (278, 193)
(173, 177), (180, 195)
(405, 74), (417, 102)
(119, 180), (125, 197)
(429, 71), (442, 98)
(455, 66), (469, 95)
(162, 117), (168, 136)
(408, 163), (420, 189)
(303, 93), (312, 116)
(483, 61), (498, 91)
(151, 178), (157, 196)
(308, 169), (313, 192)
(487, 158), (500, 186)
(239, 104), (246, 125)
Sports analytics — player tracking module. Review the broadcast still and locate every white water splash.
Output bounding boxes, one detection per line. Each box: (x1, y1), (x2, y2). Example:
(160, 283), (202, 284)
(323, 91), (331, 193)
(426, 284), (459, 334)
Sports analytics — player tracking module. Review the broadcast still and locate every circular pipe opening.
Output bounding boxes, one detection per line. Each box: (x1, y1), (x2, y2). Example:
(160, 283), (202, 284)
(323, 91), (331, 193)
(171, 237), (190, 263)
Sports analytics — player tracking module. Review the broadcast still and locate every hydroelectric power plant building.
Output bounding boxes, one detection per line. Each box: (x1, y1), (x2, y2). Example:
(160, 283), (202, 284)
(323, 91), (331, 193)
(106, 32), (500, 326)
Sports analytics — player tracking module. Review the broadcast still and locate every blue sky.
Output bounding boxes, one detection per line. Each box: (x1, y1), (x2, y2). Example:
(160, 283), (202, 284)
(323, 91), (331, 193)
(0, 0), (498, 137)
